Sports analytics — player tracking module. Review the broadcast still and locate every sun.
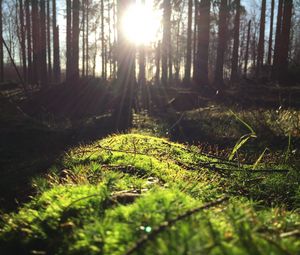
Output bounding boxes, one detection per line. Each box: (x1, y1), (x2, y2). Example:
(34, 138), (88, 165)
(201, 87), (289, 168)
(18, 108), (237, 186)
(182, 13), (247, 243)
(122, 2), (161, 45)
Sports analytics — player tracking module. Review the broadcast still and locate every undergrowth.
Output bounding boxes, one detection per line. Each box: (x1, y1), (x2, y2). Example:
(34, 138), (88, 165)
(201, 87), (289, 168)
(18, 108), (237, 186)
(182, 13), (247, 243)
(0, 134), (299, 254)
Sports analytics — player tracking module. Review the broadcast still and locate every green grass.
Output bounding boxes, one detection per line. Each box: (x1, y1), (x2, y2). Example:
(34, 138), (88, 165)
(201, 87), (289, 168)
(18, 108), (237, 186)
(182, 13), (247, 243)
(1, 133), (299, 255)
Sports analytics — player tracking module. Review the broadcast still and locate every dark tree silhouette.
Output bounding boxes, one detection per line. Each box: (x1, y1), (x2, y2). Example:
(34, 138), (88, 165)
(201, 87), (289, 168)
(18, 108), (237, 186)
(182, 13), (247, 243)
(256, 0), (266, 76)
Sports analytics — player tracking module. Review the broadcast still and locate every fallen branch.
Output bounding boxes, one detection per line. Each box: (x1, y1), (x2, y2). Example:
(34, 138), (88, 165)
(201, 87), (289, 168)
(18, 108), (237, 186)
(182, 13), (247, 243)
(123, 196), (229, 255)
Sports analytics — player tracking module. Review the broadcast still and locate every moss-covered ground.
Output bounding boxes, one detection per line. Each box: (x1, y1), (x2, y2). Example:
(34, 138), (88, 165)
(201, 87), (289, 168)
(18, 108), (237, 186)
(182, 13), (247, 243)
(1, 133), (299, 255)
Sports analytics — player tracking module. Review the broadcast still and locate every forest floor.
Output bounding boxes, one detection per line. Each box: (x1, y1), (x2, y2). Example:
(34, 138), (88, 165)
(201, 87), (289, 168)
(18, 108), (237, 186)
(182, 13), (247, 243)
(0, 81), (300, 254)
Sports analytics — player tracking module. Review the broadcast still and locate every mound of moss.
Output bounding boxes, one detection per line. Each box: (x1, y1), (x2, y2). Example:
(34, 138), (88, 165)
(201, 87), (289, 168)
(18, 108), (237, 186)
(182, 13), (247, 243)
(1, 134), (299, 255)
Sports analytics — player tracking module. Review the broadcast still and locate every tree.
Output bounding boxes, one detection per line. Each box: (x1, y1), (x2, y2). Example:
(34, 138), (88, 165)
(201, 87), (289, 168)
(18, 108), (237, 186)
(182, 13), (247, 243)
(256, 0), (266, 75)
(25, 0), (32, 84)
(0, 0), (4, 82)
(192, 0), (198, 82)
(53, 0), (61, 82)
(230, 0), (241, 83)
(66, 0), (72, 82)
(72, 0), (80, 82)
(19, 0), (27, 82)
(278, 0), (293, 82)
(267, 0), (275, 66)
(40, 0), (48, 86)
(214, 0), (228, 87)
(46, 0), (52, 82)
(244, 20), (251, 77)
(195, 0), (210, 86)
(31, 0), (40, 85)
(184, 0), (193, 84)
(162, 0), (171, 86)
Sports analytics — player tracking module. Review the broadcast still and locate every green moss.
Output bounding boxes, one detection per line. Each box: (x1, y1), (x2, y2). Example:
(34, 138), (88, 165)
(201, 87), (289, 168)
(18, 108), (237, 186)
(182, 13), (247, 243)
(1, 133), (299, 254)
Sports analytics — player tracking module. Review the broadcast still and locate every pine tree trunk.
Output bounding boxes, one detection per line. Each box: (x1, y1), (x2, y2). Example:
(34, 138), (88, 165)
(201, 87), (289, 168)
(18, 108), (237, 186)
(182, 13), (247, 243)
(192, 0), (198, 82)
(278, 0), (293, 82)
(267, 0), (275, 66)
(53, 0), (61, 83)
(230, 0), (240, 83)
(82, 0), (85, 77)
(256, 0), (266, 76)
(46, 0), (52, 82)
(66, 0), (72, 82)
(85, 0), (89, 76)
(214, 0), (227, 87)
(244, 20), (251, 77)
(40, 0), (48, 87)
(162, 0), (171, 86)
(196, 0), (210, 86)
(138, 0), (146, 88)
(155, 41), (161, 85)
(101, 0), (106, 80)
(272, 0), (283, 79)
(72, 0), (80, 83)
(19, 0), (27, 83)
(25, 0), (32, 84)
(184, 0), (193, 84)
(31, 0), (40, 85)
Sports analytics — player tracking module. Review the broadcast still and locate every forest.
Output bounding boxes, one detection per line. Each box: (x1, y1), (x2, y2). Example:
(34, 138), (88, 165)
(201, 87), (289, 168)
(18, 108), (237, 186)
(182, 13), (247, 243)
(0, 0), (300, 254)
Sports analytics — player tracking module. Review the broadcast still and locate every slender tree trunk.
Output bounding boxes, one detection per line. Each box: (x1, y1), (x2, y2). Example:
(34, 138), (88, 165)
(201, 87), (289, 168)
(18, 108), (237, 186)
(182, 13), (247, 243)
(0, 0), (3, 82)
(46, 0), (52, 82)
(85, 0), (89, 76)
(267, 0), (275, 66)
(214, 0), (227, 87)
(278, 0), (293, 82)
(25, 0), (32, 84)
(40, 0), (48, 87)
(184, 0), (193, 84)
(162, 0), (171, 86)
(192, 0), (198, 82)
(31, 0), (40, 85)
(244, 20), (251, 77)
(155, 41), (161, 85)
(138, 0), (146, 87)
(196, 0), (210, 86)
(53, 0), (61, 83)
(272, 0), (283, 79)
(19, 0), (27, 82)
(82, 0), (85, 77)
(66, 0), (72, 82)
(230, 0), (240, 83)
(256, 0), (266, 76)
(72, 0), (80, 82)
(101, 0), (106, 80)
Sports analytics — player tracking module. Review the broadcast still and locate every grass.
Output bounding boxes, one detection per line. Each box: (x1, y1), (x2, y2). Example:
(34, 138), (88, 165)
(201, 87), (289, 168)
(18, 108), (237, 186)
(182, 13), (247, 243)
(0, 133), (299, 255)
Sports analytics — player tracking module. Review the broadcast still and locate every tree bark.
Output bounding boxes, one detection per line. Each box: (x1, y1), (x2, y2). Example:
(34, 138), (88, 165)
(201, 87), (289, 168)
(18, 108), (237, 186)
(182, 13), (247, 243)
(230, 0), (240, 83)
(184, 0), (193, 84)
(0, 0), (3, 82)
(214, 0), (227, 87)
(53, 0), (61, 83)
(244, 20), (251, 77)
(72, 0), (80, 83)
(196, 0), (210, 86)
(66, 0), (72, 82)
(19, 0), (27, 82)
(25, 0), (32, 84)
(267, 0), (275, 66)
(192, 0), (198, 82)
(40, 0), (48, 87)
(256, 0), (266, 76)
(31, 0), (40, 85)
(162, 0), (171, 86)
(46, 0), (52, 82)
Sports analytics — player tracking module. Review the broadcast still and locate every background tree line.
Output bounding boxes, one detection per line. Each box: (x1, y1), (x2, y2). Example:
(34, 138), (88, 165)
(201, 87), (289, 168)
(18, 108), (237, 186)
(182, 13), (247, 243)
(0, 0), (299, 91)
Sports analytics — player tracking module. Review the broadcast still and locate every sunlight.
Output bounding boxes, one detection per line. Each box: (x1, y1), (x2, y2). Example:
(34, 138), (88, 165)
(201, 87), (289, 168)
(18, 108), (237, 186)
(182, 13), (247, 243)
(122, 2), (161, 45)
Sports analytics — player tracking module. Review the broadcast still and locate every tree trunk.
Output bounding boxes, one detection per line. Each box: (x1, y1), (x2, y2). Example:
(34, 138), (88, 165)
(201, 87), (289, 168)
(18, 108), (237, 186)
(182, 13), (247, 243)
(40, 0), (48, 87)
(25, 0), (32, 84)
(101, 0), (106, 80)
(272, 0), (283, 79)
(244, 20), (251, 77)
(53, 0), (61, 83)
(155, 41), (161, 85)
(162, 0), (171, 86)
(19, 0), (27, 83)
(184, 0), (193, 84)
(31, 0), (40, 85)
(0, 0), (3, 82)
(214, 0), (227, 87)
(72, 0), (80, 83)
(196, 0), (210, 86)
(82, 0), (85, 77)
(192, 0), (198, 82)
(278, 0), (293, 82)
(46, 0), (52, 82)
(267, 0), (275, 66)
(85, 0), (89, 76)
(230, 0), (240, 83)
(256, 0), (266, 76)
(66, 0), (72, 82)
